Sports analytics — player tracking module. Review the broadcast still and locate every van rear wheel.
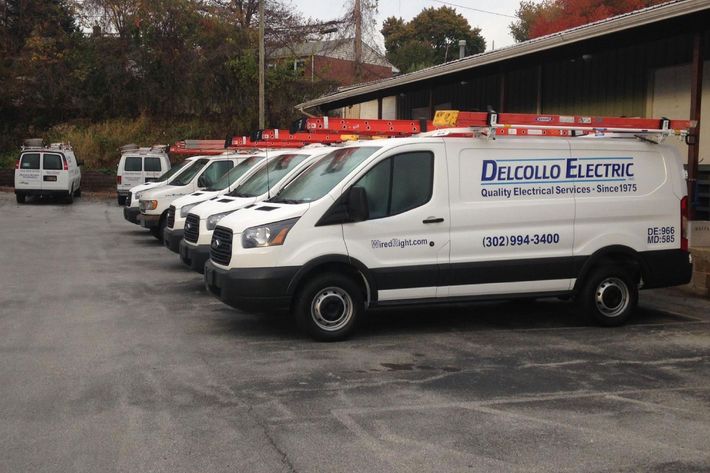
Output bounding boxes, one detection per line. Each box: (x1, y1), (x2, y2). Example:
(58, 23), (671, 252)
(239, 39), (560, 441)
(16, 193), (25, 204)
(74, 187), (81, 197)
(66, 189), (74, 204)
(578, 266), (638, 326)
(294, 273), (363, 341)
(117, 195), (126, 206)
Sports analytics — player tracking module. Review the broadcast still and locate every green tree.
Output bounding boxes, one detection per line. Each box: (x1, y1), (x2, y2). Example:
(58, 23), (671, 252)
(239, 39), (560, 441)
(509, 1), (556, 42)
(382, 6), (485, 73)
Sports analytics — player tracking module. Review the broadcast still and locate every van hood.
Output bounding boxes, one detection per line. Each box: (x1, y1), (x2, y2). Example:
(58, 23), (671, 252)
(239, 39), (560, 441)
(130, 180), (164, 197)
(140, 185), (184, 200)
(172, 190), (219, 209)
(217, 202), (310, 234)
(191, 196), (258, 218)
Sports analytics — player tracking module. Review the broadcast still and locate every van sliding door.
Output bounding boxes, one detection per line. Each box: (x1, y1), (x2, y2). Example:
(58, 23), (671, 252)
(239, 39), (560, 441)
(446, 140), (575, 298)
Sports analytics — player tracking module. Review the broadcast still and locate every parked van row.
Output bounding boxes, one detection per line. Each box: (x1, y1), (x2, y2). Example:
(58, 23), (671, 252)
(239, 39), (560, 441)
(124, 122), (693, 341)
(14, 140), (82, 204)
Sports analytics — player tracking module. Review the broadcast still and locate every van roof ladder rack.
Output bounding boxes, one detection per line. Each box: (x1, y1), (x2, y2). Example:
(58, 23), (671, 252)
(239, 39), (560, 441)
(291, 111), (694, 142)
(434, 111), (693, 142)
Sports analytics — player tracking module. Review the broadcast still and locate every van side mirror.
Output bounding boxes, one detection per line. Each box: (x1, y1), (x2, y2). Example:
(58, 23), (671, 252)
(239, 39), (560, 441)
(347, 186), (369, 222)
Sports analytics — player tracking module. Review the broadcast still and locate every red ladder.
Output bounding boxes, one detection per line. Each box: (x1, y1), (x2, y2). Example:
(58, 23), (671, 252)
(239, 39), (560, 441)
(290, 111), (694, 139)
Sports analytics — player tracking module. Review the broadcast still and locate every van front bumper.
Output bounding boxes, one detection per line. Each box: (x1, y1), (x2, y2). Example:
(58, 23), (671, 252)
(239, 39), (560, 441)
(203, 260), (297, 313)
(179, 240), (211, 273)
(138, 213), (160, 229)
(163, 227), (184, 253)
(123, 206), (141, 225)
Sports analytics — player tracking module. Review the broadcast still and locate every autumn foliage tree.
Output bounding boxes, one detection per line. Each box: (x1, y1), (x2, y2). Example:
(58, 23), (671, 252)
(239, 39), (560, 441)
(509, 0), (667, 41)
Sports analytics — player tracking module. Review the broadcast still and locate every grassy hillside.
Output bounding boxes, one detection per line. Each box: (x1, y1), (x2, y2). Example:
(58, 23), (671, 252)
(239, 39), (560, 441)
(0, 115), (240, 171)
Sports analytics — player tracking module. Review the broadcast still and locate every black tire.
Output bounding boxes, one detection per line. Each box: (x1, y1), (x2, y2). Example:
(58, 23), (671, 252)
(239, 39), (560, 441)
(74, 187), (81, 197)
(294, 272), (364, 341)
(152, 214), (167, 242)
(16, 193), (25, 204)
(577, 265), (638, 326)
(117, 195), (126, 206)
(66, 188), (74, 204)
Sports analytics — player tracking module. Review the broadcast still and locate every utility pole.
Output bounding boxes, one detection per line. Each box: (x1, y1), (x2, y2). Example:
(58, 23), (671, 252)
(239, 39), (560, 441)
(258, 0), (265, 129)
(354, 0), (362, 82)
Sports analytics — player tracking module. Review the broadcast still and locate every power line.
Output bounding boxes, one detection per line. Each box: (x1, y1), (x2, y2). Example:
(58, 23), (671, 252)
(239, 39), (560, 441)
(426, 0), (517, 19)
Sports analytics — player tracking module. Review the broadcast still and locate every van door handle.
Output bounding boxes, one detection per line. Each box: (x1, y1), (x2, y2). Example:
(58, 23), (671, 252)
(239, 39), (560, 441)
(422, 217), (444, 224)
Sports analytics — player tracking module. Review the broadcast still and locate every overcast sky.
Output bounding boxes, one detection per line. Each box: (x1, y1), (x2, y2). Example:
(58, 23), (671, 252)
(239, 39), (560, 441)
(293, 0), (536, 52)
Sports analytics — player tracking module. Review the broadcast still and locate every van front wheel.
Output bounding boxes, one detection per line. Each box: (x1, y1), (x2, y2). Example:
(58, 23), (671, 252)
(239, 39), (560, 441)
(294, 273), (363, 341)
(578, 266), (638, 326)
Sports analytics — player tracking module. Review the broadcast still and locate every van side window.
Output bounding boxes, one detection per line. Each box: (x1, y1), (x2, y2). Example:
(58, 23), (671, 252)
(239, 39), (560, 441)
(144, 157), (162, 172)
(201, 161), (234, 187)
(354, 151), (434, 220)
(21, 153), (40, 169)
(43, 153), (63, 170)
(125, 157), (142, 171)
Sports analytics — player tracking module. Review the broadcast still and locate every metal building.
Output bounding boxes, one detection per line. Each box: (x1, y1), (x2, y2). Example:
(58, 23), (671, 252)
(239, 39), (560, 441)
(296, 0), (710, 220)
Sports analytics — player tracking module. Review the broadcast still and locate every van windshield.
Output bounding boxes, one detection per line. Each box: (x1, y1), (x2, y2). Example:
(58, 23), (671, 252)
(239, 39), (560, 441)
(269, 147), (380, 204)
(228, 153), (310, 198)
(169, 159), (209, 186)
(207, 156), (264, 191)
(157, 160), (187, 182)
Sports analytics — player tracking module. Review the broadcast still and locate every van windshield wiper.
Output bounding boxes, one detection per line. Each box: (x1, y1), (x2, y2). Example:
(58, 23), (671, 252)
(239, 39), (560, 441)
(268, 196), (303, 204)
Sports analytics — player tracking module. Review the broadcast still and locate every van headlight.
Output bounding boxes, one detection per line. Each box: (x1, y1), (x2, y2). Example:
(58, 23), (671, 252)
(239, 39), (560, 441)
(140, 200), (158, 211)
(180, 203), (199, 218)
(242, 218), (299, 248)
(206, 211), (234, 230)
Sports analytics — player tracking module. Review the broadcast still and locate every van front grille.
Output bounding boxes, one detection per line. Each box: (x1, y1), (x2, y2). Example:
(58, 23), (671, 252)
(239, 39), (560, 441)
(210, 226), (233, 266)
(167, 205), (176, 228)
(184, 214), (200, 243)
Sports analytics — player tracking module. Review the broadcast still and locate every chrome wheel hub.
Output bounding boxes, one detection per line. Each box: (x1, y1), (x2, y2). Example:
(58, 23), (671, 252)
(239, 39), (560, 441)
(311, 287), (353, 332)
(595, 277), (629, 318)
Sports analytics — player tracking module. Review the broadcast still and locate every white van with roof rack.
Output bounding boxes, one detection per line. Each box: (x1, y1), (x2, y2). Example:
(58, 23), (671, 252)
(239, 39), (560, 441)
(163, 151), (271, 253)
(137, 153), (246, 240)
(123, 156), (200, 225)
(203, 118), (693, 341)
(116, 144), (170, 206)
(178, 147), (331, 272)
(15, 140), (82, 204)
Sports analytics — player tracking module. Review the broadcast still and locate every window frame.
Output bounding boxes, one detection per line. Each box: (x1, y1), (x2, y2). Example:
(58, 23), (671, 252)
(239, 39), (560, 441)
(42, 153), (64, 171)
(351, 150), (435, 221)
(124, 156), (143, 172)
(144, 157), (163, 172)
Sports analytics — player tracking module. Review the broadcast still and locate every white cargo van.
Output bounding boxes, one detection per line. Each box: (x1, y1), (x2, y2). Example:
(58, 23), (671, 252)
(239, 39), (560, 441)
(163, 153), (267, 252)
(15, 141), (82, 204)
(116, 144), (170, 205)
(179, 147), (330, 272)
(203, 133), (693, 340)
(138, 153), (245, 239)
(123, 156), (200, 225)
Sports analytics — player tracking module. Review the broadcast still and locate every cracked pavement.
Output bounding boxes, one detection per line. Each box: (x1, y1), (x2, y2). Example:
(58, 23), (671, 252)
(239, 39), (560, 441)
(1, 194), (710, 472)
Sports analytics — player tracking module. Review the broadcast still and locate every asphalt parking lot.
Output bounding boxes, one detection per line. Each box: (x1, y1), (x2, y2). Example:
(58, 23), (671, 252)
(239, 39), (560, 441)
(1, 193), (710, 473)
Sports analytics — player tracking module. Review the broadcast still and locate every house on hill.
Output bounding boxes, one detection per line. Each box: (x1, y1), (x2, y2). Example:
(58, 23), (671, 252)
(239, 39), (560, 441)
(272, 38), (398, 87)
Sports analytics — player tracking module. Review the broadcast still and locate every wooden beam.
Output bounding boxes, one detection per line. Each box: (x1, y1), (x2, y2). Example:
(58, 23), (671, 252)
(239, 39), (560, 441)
(499, 71), (506, 112)
(688, 30), (703, 220)
(536, 65), (543, 114)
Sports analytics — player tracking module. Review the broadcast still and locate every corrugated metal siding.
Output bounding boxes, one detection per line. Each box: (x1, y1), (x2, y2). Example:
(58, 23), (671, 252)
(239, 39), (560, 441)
(394, 33), (704, 119)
